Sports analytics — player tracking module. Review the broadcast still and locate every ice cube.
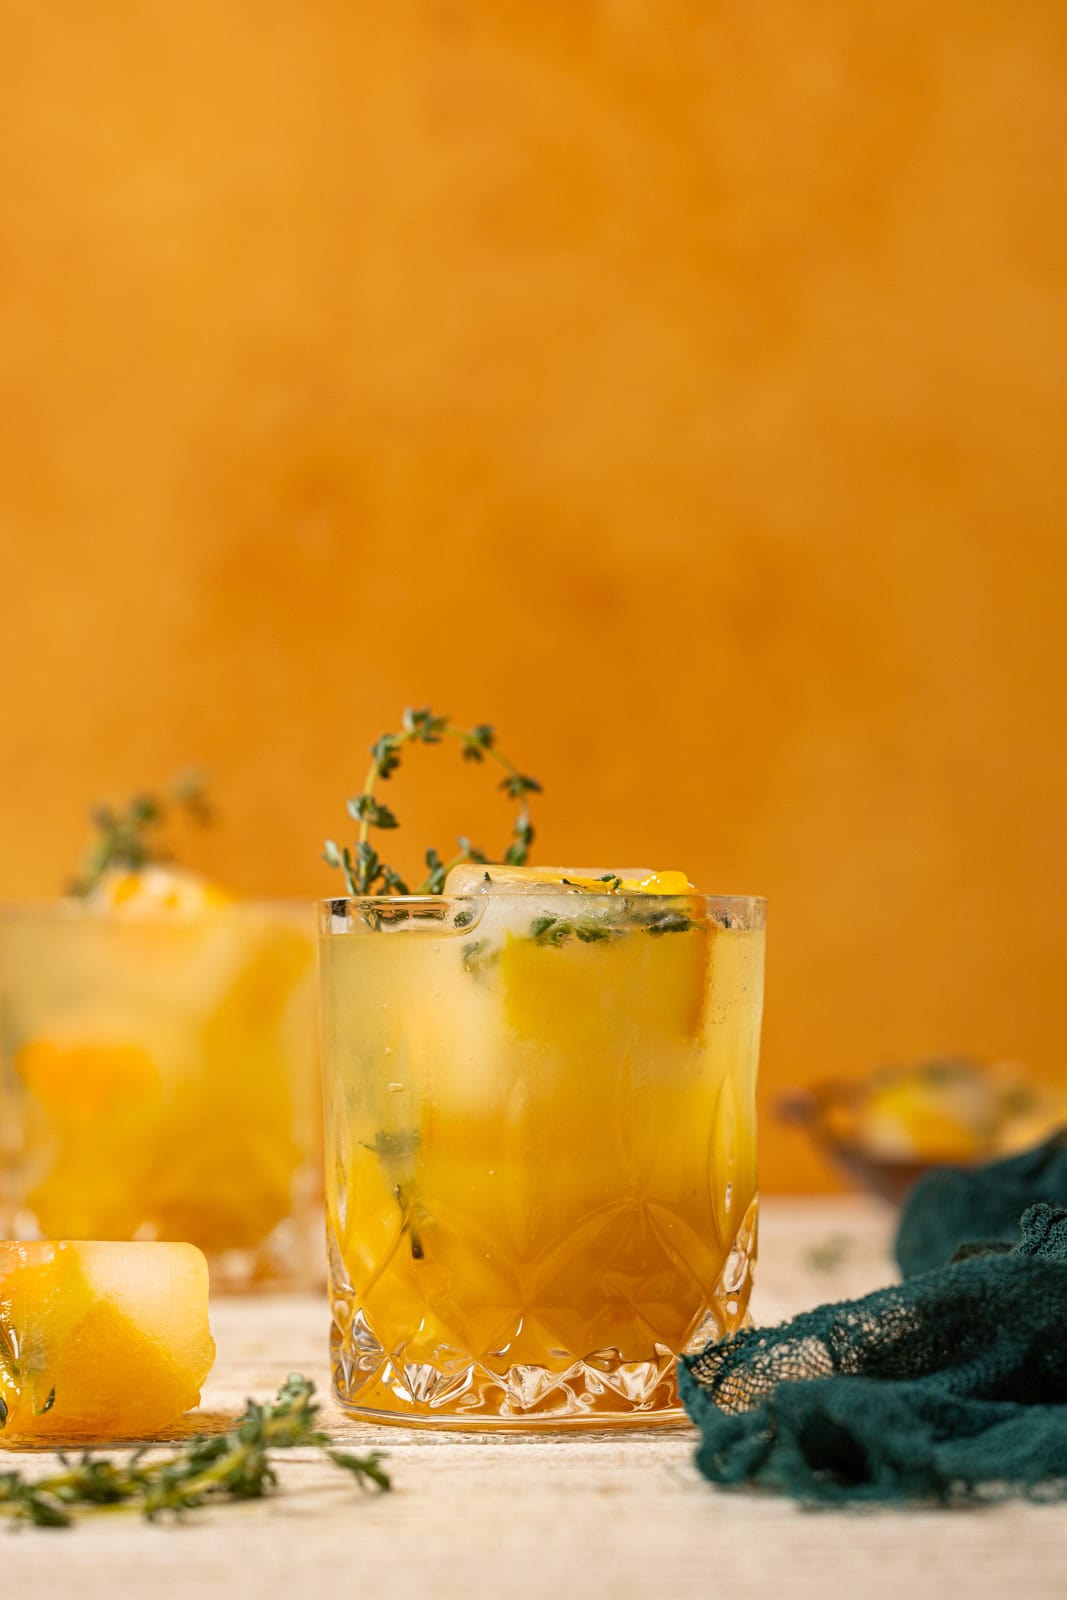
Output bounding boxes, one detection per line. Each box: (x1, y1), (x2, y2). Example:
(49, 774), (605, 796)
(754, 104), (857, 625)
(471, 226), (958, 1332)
(0, 1240), (215, 1440)
(443, 864), (694, 896)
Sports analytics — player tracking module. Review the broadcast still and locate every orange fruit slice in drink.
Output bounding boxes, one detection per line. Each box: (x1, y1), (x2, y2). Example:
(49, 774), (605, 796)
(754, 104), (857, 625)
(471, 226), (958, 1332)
(497, 913), (708, 1047)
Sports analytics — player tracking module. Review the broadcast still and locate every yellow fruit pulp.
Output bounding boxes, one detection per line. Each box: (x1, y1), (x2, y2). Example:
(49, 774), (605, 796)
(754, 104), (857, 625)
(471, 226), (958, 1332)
(857, 1080), (985, 1162)
(0, 1240), (215, 1441)
(322, 881), (763, 1420)
(1, 889), (317, 1265)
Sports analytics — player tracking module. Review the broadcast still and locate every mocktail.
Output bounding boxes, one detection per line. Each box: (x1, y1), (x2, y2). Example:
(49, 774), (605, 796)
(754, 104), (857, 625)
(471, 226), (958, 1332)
(0, 888), (320, 1291)
(321, 867), (763, 1426)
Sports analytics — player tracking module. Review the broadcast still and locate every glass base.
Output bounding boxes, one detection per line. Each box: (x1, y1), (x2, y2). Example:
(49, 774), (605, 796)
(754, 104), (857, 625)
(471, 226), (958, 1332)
(330, 1197), (757, 1429)
(336, 1396), (694, 1432)
(332, 1318), (687, 1428)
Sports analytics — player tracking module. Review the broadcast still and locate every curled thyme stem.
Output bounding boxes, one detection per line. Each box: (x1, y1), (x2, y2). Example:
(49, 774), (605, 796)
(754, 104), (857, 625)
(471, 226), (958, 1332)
(324, 708), (540, 896)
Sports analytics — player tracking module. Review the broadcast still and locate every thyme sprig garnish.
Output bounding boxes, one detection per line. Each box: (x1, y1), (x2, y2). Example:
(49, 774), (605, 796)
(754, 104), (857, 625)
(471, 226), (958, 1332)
(324, 709), (540, 896)
(0, 1376), (388, 1528)
(69, 770), (213, 899)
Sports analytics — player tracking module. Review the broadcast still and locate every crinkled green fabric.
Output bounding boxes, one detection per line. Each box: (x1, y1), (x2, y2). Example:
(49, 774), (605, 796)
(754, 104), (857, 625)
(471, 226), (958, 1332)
(680, 1203), (1067, 1504)
(895, 1130), (1067, 1278)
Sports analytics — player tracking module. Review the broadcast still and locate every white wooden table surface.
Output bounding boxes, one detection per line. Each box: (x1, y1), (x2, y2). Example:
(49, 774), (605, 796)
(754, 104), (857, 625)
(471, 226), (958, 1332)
(6, 1197), (1066, 1600)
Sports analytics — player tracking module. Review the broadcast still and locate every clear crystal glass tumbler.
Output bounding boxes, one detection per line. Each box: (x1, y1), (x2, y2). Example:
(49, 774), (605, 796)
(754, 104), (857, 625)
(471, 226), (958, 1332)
(321, 888), (764, 1427)
(0, 901), (322, 1291)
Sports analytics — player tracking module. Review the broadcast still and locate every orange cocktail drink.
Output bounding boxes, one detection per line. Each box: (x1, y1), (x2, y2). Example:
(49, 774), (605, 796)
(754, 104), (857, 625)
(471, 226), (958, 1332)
(0, 883), (320, 1291)
(321, 867), (764, 1427)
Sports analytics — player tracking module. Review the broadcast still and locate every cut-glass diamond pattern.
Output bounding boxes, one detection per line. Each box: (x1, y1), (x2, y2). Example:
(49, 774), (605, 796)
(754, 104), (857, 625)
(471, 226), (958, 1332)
(331, 1190), (758, 1425)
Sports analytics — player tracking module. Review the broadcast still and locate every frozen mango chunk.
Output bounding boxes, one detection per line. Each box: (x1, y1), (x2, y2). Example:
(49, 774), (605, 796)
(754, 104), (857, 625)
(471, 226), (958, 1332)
(0, 1241), (215, 1442)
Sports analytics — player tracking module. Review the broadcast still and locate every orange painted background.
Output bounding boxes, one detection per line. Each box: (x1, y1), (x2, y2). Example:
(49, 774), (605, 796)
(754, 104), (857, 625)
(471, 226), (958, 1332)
(2, 4), (1066, 1188)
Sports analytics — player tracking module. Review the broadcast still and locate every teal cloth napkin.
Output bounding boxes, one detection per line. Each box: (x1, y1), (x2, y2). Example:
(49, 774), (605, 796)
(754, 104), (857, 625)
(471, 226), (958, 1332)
(681, 1145), (1067, 1504)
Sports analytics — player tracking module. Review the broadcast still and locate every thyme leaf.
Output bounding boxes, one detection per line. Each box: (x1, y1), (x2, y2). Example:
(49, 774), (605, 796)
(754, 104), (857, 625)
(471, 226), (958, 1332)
(642, 910), (696, 936)
(461, 938), (498, 976)
(528, 914), (614, 947)
(362, 1129), (421, 1162)
(595, 874), (623, 892)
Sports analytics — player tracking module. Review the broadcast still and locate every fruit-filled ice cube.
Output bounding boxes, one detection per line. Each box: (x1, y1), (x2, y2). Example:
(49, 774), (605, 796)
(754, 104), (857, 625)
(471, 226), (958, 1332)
(442, 863), (695, 896)
(0, 1240), (215, 1442)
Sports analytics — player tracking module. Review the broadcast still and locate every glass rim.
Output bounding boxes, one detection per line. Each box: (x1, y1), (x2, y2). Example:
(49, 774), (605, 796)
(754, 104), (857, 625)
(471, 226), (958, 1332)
(316, 896), (767, 921)
(319, 891), (766, 911)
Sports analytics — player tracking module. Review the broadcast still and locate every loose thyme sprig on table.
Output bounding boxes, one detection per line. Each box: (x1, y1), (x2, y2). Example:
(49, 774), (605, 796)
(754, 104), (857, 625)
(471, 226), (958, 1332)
(324, 708), (541, 896)
(0, 1376), (388, 1529)
(68, 770), (213, 898)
